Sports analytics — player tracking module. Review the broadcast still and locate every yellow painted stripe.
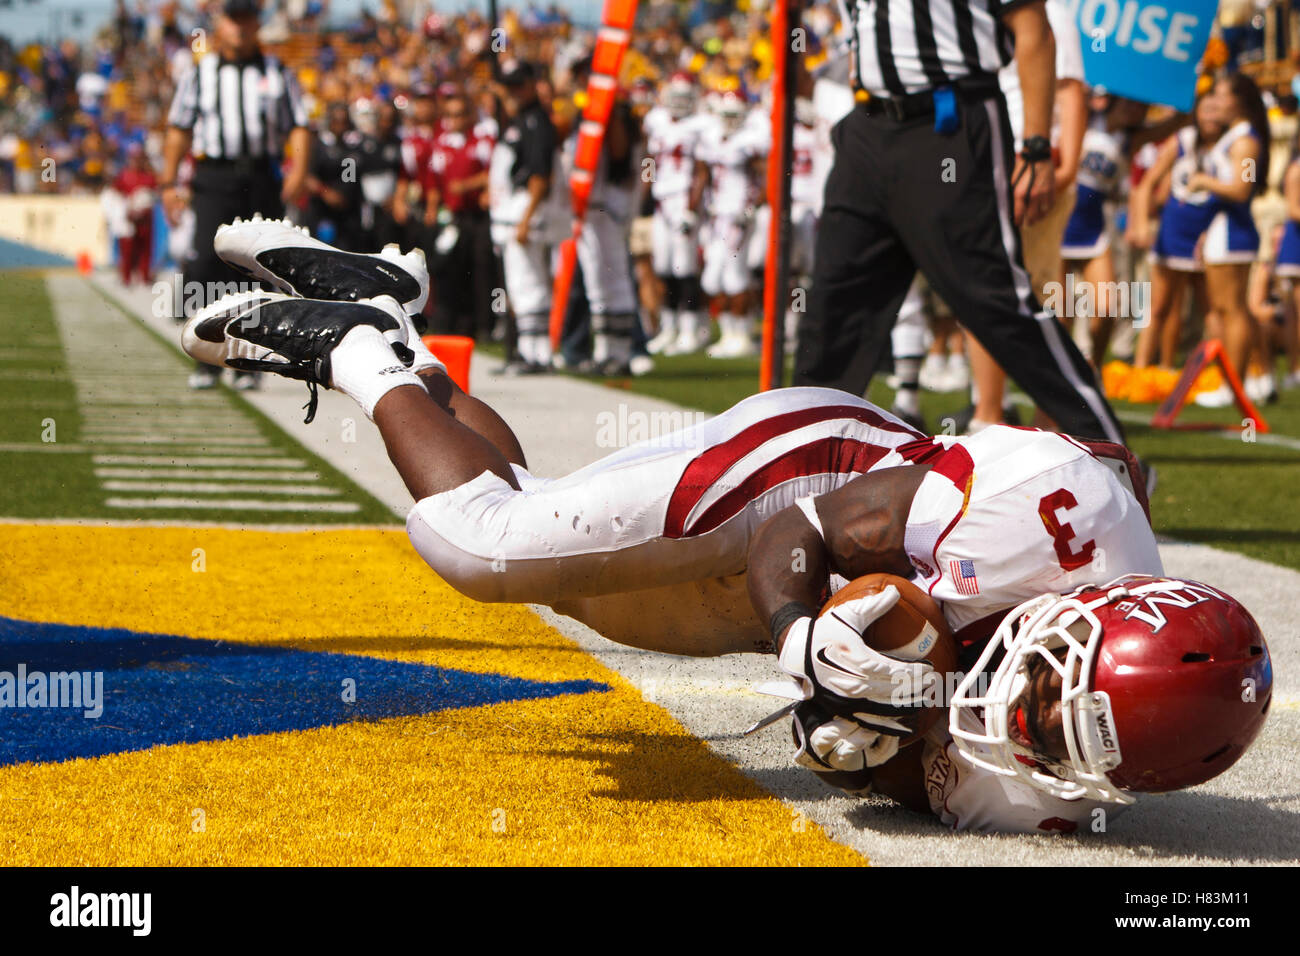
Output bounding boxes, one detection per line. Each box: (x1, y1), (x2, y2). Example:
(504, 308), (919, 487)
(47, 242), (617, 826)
(0, 524), (866, 866)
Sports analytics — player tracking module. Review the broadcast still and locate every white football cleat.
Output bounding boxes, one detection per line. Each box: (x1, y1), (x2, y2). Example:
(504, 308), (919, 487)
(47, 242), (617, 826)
(918, 353), (947, 391)
(214, 214), (429, 314)
(646, 324), (677, 355)
(706, 333), (758, 359)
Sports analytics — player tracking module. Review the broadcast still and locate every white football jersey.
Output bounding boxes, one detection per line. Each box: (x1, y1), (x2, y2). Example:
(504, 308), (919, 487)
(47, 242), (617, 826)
(921, 709), (1127, 833)
(643, 107), (709, 201)
(790, 121), (823, 210)
(698, 117), (769, 219)
(488, 137), (528, 231)
(885, 425), (1163, 634)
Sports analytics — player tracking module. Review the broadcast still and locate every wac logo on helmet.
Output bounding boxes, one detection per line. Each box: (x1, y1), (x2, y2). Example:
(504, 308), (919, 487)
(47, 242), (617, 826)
(49, 886), (151, 936)
(1114, 581), (1225, 633)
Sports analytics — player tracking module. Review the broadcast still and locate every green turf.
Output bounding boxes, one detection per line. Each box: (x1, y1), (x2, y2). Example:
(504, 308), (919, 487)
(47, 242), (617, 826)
(0, 272), (102, 518)
(564, 346), (1300, 573)
(0, 272), (400, 525)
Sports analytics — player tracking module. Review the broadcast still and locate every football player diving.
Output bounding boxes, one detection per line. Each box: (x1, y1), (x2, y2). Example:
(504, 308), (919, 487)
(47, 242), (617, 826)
(183, 218), (1273, 833)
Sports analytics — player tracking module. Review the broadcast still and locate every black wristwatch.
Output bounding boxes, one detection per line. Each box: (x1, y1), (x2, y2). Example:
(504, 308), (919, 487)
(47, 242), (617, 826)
(1020, 135), (1052, 163)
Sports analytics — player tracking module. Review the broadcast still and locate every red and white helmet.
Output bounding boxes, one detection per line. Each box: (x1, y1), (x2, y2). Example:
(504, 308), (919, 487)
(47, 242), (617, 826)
(950, 575), (1272, 805)
(663, 72), (697, 119)
(714, 89), (747, 133)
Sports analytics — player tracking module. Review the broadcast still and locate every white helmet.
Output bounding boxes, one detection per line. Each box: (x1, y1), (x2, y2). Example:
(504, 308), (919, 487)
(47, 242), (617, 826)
(663, 72), (697, 119)
(715, 90), (747, 134)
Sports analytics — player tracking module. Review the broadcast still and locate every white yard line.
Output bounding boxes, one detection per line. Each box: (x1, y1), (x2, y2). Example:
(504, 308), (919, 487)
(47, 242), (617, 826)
(104, 496), (361, 512)
(94, 467), (320, 481)
(100, 480), (340, 496)
(92, 454), (306, 467)
(0, 442), (92, 454)
(78, 433), (273, 446)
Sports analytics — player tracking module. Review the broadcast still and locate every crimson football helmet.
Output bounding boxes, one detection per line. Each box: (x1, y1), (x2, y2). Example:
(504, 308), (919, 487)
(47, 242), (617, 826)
(950, 575), (1272, 804)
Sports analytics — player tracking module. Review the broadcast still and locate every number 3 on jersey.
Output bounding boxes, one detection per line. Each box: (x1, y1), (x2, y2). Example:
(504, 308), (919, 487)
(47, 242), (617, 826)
(1039, 489), (1097, 571)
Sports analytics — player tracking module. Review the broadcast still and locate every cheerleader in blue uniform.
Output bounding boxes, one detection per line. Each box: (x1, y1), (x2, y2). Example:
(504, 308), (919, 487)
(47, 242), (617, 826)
(1127, 92), (1224, 370)
(1266, 149), (1300, 390)
(1186, 73), (1271, 406)
(1063, 95), (1180, 364)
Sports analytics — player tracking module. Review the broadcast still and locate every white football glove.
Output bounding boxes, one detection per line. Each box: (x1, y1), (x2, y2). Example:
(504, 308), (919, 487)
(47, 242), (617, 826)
(777, 585), (934, 714)
(792, 700), (903, 775)
(678, 209), (698, 234)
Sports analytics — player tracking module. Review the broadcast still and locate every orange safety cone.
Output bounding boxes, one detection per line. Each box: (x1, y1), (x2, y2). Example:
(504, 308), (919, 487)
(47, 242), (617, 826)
(1151, 339), (1269, 433)
(76, 250), (93, 276)
(422, 335), (474, 394)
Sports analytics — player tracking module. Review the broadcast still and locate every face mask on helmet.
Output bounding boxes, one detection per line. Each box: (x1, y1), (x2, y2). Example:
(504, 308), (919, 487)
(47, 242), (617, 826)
(950, 575), (1272, 806)
(664, 82), (696, 119)
(717, 96), (746, 134)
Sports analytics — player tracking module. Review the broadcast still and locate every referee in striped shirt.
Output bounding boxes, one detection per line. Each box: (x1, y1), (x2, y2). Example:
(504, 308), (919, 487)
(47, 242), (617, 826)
(795, 0), (1125, 444)
(160, 0), (309, 389)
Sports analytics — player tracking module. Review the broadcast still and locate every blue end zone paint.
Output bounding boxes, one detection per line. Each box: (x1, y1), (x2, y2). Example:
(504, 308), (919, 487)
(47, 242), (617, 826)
(0, 616), (608, 767)
(0, 237), (75, 269)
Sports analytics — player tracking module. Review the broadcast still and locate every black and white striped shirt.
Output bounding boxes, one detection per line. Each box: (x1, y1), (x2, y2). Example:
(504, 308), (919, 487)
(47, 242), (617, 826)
(839, 0), (1029, 98)
(167, 52), (308, 162)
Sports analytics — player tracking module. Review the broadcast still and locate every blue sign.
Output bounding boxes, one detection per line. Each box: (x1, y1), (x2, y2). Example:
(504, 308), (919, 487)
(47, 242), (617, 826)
(1064, 0), (1218, 111)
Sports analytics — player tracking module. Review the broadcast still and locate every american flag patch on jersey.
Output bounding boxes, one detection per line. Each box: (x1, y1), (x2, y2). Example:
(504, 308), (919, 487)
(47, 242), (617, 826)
(950, 559), (980, 595)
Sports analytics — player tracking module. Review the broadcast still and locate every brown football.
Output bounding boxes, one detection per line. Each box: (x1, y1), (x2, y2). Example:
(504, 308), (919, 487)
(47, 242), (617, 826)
(820, 572), (959, 744)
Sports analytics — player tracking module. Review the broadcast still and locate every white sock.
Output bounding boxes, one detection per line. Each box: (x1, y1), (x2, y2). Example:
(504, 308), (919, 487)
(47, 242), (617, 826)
(330, 325), (427, 420)
(656, 309), (677, 339)
(893, 387), (921, 417)
(678, 310), (700, 341)
(400, 313), (446, 375)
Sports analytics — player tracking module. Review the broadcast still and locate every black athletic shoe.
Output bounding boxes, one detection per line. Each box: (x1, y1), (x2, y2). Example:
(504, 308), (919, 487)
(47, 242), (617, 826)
(181, 290), (412, 422)
(214, 214), (429, 314)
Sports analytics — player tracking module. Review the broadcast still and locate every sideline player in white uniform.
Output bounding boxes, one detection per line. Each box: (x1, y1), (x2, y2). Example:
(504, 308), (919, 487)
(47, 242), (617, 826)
(698, 90), (769, 357)
(746, 97), (825, 353)
(487, 62), (557, 372)
(558, 59), (642, 375)
(642, 74), (712, 356)
(787, 99), (825, 289)
(182, 222), (1271, 833)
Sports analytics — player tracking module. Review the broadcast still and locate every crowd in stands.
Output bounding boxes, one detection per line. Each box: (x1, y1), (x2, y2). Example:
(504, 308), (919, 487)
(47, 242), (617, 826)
(3, 0), (1299, 407)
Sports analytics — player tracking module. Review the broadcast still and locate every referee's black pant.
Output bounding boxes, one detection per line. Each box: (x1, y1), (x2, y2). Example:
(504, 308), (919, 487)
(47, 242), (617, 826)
(795, 93), (1125, 444)
(181, 161), (285, 371)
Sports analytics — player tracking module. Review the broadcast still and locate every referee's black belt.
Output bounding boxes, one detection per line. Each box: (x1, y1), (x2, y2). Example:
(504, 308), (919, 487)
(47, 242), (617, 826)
(860, 77), (1001, 122)
(194, 156), (276, 176)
